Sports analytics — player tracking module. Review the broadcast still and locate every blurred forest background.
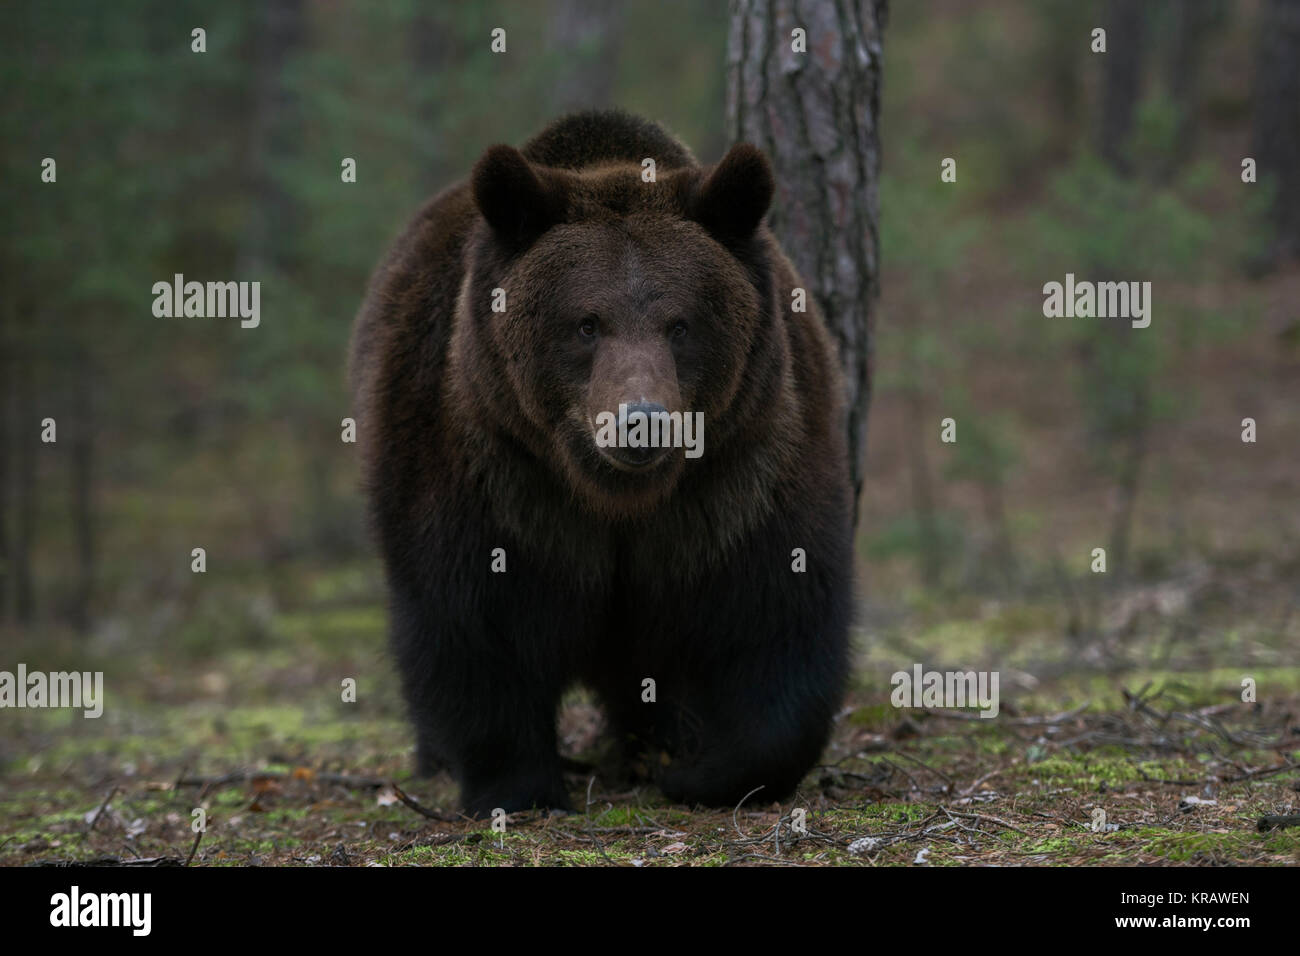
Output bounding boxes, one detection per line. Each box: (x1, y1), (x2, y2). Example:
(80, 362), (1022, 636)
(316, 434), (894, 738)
(0, 0), (1297, 866)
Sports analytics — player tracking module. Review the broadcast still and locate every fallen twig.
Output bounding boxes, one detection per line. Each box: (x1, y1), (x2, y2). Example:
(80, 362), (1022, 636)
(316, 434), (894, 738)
(30, 856), (183, 867)
(389, 783), (458, 822)
(1256, 814), (1300, 832)
(1224, 762), (1299, 784)
(85, 786), (119, 834)
(585, 776), (615, 865)
(731, 785), (765, 839)
(943, 808), (1029, 836)
(176, 770), (388, 791)
(897, 752), (953, 792)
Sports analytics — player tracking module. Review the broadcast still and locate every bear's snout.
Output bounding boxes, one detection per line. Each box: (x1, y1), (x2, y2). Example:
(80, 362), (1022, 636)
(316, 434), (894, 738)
(602, 401), (673, 469)
(586, 338), (683, 472)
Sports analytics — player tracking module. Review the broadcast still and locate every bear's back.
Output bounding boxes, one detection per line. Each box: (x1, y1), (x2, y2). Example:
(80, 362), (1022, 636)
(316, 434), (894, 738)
(521, 110), (696, 172)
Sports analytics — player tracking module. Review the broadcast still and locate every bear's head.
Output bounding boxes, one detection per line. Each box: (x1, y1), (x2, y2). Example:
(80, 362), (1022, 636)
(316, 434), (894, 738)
(456, 141), (779, 518)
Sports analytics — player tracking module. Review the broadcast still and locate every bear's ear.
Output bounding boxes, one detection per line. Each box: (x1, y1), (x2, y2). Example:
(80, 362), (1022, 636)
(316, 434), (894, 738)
(689, 143), (774, 243)
(472, 145), (566, 249)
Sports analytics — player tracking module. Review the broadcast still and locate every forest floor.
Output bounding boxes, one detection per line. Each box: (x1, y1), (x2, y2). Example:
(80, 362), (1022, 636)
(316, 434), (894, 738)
(2, 560), (1297, 867)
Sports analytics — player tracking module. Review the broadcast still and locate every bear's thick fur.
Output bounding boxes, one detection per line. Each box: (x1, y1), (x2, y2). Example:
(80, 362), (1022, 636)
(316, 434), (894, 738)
(349, 110), (854, 814)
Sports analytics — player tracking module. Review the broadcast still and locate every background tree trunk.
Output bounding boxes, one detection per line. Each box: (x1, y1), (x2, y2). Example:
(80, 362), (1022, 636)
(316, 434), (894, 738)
(238, 0), (304, 277)
(902, 344), (942, 587)
(68, 347), (95, 635)
(0, 288), (10, 622)
(15, 352), (35, 625)
(1097, 0), (1148, 174)
(549, 0), (625, 112)
(1163, 0), (1224, 171)
(412, 5), (451, 192)
(1034, 0), (1091, 163)
(726, 0), (886, 527)
(1251, 0), (1300, 262)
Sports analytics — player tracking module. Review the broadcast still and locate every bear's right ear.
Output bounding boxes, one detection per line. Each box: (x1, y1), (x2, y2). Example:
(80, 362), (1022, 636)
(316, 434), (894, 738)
(689, 143), (774, 243)
(472, 145), (566, 250)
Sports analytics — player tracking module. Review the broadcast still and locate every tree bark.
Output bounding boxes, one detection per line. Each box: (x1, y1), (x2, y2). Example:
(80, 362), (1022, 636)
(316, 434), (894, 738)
(726, 0), (886, 527)
(412, 5), (452, 192)
(549, 0), (625, 113)
(15, 351), (35, 625)
(1251, 0), (1300, 262)
(1037, 0), (1089, 163)
(1097, 0), (1148, 175)
(0, 286), (10, 622)
(903, 358), (942, 587)
(1163, 0), (1223, 170)
(1107, 385), (1149, 583)
(68, 348), (95, 635)
(238, 0), (304, 276)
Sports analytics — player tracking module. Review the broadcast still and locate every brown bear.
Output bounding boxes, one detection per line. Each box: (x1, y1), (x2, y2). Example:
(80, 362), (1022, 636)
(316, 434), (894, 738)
(349, 110), (853, 815)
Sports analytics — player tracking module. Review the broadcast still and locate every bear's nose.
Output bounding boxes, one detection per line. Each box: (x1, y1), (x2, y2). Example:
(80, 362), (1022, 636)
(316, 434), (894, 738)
(608, 401), (672, 468)
(622, 400), (667, 422)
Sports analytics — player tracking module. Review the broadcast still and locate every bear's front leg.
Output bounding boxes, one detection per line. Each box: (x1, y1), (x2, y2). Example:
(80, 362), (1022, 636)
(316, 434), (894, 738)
(388, 585), (574, 817)
(653, 656), (846, 808)
(650, 538), (853, 808)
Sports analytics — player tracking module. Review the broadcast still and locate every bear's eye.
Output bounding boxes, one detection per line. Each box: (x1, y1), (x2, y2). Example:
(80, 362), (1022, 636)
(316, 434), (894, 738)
(670, 320), (688, 340)
(578, 316), (598, 339)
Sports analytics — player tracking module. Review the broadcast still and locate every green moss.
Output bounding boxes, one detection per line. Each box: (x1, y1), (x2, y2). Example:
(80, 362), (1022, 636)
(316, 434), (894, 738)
(550, 847), (637, 866)
(847, 703), (895, 726)
(975, 733), (1011, 755)
(820, 803), (936, 827)
(382, 835), (520, 867)
(1016, 753), (1199, 789)
(1023, 836), (1081, 854)
(1142, 827), (1300, 862)
(590, 805), (686, 828)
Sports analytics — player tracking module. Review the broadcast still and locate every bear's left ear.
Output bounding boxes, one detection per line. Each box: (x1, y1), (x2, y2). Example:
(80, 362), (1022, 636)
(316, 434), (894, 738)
(689, 143), (774, 243)
(472, 144), (567, 250)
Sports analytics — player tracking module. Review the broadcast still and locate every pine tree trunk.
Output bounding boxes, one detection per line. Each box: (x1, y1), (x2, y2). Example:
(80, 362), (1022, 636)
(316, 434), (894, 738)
(0, 289), (10, 622)
(69, 349), (95, 635)
(1164, 0), (1224, 173)
(15, 352), (35, 625)
(412, 5), (452, 192)
(549, 0), (625, 112)
(1097, 0), (1148, 175)
(239, 0), (303, 276)
(1252, 0), (1300, 261)
(726, 0), (886, 527)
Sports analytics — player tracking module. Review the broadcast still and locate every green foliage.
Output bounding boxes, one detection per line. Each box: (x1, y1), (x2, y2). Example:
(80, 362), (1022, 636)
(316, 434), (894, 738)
(1032, 153), (1216, 278)
(881, 141), (985, 290)
(1022, 108), (1229, 478)
(944, 402), (1017, 487)
(865, 511), (967, 562)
